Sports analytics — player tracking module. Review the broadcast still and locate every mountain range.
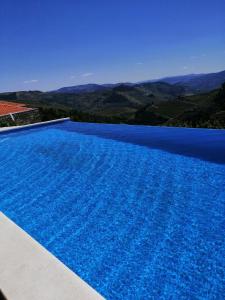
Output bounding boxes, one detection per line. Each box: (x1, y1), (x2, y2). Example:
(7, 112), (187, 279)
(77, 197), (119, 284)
(0, 69), (225, 128)
(53, 69), (225, 94)
(155, 70), (225, 93)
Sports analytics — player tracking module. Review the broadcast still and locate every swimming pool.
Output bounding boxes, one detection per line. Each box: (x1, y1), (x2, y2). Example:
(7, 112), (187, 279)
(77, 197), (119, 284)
(0, 121), (225, 299)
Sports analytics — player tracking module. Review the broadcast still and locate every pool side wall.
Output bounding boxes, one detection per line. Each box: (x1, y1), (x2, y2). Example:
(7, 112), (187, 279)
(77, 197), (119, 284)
(0, 118), (70, 134)
(0, 212), (104, 300)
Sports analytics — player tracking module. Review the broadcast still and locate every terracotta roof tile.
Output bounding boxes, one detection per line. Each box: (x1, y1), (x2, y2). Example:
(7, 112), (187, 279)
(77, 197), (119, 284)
(0, 101), (34, 116)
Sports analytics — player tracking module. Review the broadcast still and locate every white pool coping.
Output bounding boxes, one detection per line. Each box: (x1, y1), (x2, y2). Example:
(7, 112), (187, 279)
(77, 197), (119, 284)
(0, 118), (70, 133)
(0, 212), (104, 300)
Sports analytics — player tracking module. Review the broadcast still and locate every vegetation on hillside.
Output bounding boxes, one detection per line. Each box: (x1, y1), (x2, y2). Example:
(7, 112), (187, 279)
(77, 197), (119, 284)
(166, 83), (225, 128)
(0, 82), (224, 128)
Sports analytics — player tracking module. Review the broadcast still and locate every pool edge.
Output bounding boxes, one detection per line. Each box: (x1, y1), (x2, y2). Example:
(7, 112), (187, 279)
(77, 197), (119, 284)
(0, 118), (70, 134)
(0, 212), (104, 300)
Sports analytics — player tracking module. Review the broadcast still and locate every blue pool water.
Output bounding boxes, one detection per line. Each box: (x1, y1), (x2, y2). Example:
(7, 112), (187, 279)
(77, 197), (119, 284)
(0, 121), (225, 299)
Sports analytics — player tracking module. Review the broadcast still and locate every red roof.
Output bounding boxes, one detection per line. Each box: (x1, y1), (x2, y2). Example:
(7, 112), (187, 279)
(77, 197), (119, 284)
(0, 101), (33, 116)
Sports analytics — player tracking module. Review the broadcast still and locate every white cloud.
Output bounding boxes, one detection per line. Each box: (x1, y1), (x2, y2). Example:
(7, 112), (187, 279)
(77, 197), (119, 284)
(81, 72), (94, 77)
(23, 79), (39, 84)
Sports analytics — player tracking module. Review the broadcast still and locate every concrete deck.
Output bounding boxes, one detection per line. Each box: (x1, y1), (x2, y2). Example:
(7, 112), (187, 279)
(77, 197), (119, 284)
(0, 117), (70, 133)
(0, 212), (104, 300)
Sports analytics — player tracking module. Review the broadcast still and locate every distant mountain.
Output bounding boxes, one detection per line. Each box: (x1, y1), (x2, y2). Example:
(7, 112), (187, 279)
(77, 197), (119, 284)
(0, 82), (186, 122)
(53, 83), (109, 94)
(181, 70), (225, 93)
(52, 70), (225, 95)
(151, 74), (204, 85)
(1, 69), (225, 128)
(135, 82), (185, 98)
(53, 82), (134, 94)
(102, 82), (134, 88)
(1, 81), (225, 128)
(153, 70), (225, 93)
(52, 80), (186, 96)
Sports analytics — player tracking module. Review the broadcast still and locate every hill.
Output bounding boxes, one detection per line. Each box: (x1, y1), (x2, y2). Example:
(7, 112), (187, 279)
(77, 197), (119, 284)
(51, 69), (225, 95)
(166, 83), (225, 128)
(0, 82), (185, 123)
(0, 81), (224, 129)
(154, 70), (225, 93)
(150, 74), (203, 85)
(53, 83), (109, 94)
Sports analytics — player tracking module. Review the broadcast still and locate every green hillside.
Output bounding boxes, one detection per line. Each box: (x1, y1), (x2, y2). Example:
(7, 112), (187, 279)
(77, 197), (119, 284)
(166, 84), (225, 128)
(0, 82), (224, 128)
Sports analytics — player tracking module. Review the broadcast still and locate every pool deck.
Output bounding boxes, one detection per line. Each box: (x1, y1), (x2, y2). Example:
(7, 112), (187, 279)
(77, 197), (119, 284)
(0, 117), (70, 133)
(0, 212), (104, 300)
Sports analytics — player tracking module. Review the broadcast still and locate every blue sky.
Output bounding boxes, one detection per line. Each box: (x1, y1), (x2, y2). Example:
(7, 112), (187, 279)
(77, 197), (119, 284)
(0, 0), (225, 92)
